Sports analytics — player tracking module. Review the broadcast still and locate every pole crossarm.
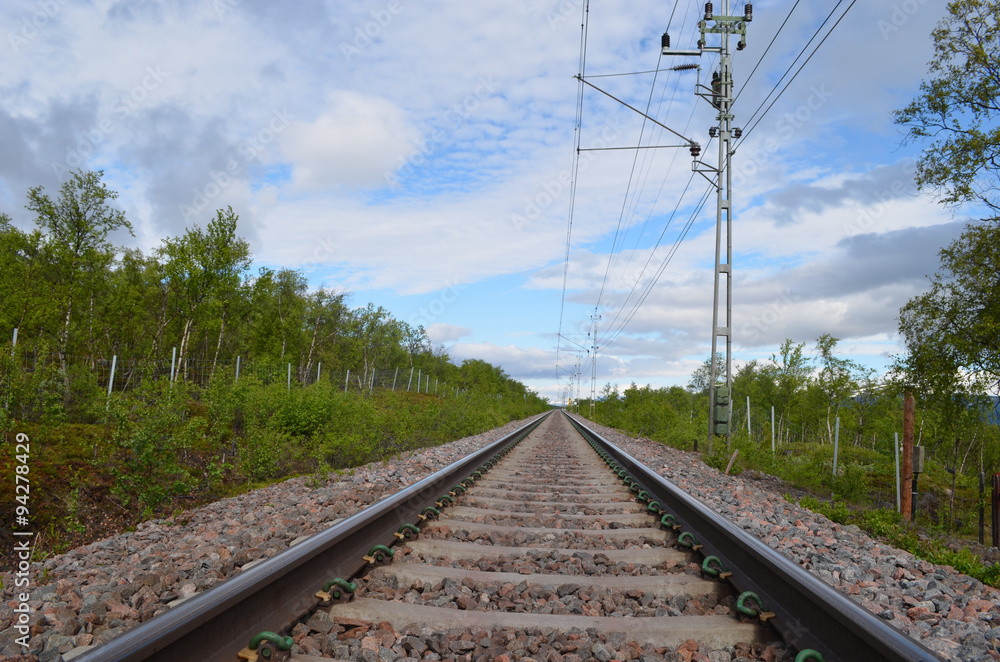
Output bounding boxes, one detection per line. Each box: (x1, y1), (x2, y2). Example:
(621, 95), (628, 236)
(575, 75), (695, 145)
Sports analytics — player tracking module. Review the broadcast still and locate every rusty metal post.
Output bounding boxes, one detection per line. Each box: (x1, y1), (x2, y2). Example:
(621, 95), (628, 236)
(901, 392), (915, 522)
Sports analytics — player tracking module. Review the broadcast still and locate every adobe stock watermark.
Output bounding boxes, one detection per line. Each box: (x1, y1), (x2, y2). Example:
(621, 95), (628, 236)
(340, 0), (412, 62)
(877, 0), (932, 41)
(299, 235), (340, 276)
(409, 279), (464, 329)
(733, 84), (833, 187)
(213, 0), (244, 18)
(385, 75), (501, 188)
(511, 117), (625, 233)
(842, 158), (915, 240)
(7, 0), (69, 53)
(50, 65), (169, 178)
(179, 108), (292, 220)
(538, 0), (583, 30)
(741, 289), (798, 344)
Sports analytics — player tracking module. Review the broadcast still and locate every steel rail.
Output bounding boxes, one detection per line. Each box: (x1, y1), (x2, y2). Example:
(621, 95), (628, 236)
(565, 413), (943, 662)
(74, 412), (551, 662)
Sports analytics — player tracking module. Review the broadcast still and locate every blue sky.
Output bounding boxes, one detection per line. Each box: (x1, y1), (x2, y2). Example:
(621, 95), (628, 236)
(0, 1), (969, 402)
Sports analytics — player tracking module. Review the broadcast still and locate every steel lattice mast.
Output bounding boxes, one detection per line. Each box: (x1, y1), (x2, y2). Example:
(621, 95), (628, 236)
(662, 2), (751, 451)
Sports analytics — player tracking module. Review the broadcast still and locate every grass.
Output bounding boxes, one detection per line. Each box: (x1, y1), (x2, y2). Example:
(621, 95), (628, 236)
(678, 432), (1000, 588)
(0, 382), (548, 571)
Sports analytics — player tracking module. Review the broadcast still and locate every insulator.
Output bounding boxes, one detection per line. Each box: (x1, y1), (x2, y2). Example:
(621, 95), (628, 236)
(705, 2), (713, 20)
(733, 128), (743, 139)
(745, 4), (753, 22)
(661, 32), (670, 49)
(709, 126), (719, 138)
(690, 142), (701, 158)
(737, 39), (746, 51)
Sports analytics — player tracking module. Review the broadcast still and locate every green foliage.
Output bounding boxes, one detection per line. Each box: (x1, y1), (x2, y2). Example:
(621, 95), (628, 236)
(899, 223), (1000, 392)
(893, 0), (1000, 215)
(106, 379), (194, 512)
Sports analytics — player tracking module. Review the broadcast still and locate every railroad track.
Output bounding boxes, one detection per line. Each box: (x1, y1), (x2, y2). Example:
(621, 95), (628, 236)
(76, 411), (943, 662)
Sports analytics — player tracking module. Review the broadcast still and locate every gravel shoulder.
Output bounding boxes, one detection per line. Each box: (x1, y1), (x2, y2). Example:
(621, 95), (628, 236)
(0, 413), (548, 661)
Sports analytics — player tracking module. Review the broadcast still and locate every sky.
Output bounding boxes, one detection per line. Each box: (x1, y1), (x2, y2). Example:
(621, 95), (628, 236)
(0, 0), (971, 403)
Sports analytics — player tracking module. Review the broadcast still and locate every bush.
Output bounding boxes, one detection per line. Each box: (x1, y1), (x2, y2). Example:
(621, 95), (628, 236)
(106, 379), (193, 513)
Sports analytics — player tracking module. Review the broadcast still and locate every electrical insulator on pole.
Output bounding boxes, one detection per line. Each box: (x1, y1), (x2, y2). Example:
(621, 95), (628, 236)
(660, 0), (750, 453)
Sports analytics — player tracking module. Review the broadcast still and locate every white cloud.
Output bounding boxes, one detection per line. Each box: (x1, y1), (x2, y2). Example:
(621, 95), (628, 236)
(281, 92), (420, 190)
(426, 323), (472, 343)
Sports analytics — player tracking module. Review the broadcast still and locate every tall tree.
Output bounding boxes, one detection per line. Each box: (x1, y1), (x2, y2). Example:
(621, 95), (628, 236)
(25, 170), (133, 369)
(899, 223), (1000, 390)
(893, 0), (1000, 217)
(158, 207), (251, 370)
(815, 334), (860, 442)
(0, 215), (49, 341)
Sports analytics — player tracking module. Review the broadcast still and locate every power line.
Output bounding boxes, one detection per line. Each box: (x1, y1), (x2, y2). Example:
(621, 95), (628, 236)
(732, 0), (802, 106)
(739, 0), (857, 141)
(593, 0), (697, 327)
(594, 51), (667, 312)
(555, 0), (591, 404)
(737, 0), (854, 137)
(600, 179), (716, 352)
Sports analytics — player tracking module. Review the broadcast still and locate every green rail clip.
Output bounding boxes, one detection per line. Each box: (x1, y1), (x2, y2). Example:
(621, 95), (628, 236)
(677, 531), (703, 551)
(315, 578), (356, 603)
(418, 506), (440, 521)
(736, 591), (776, 622)
(636, 490), (650, 503)
(647, 501), (663, 515)
(363, 544), (394, 566)
(795, 651), (825, 662)
(660, 513), (683, 530)
(435, 494), (455, 507)
(701, 556), (732, 579)
(239, 631), (293, 661)
(394, 523), (420, 541)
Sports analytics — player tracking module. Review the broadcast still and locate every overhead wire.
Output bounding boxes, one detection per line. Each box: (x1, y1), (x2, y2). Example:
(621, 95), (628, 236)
(566, 0), (859, 379)
(738, 0), (858, 141)
(737, 0), (853, 136)
(593, 51), (666, 312)
(595, 0), (696, 320)
(600, 178), (717, 351)
(601, 0), (858, 350)
(555, 0), (591, 398)
(731, 0), (802, 106)
(605, 0), (700, 312)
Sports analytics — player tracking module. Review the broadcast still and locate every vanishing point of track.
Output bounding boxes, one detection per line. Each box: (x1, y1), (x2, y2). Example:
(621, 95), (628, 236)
(75, 411), (942, 662)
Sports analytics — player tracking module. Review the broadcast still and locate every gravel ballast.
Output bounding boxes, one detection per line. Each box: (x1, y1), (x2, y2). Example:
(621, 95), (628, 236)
(1, 411), (998, 661)
(0, 414), (547, 661)
(568, 414), (1000, 662)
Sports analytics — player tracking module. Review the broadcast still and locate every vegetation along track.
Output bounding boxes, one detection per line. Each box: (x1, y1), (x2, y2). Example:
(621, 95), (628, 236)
(76, 412), (943, 662)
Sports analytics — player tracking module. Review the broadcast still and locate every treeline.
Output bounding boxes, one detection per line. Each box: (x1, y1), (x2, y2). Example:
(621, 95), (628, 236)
(0, 171), (551, 557)
(584, 334), (1000, 477)
(0, 170), (538, 418)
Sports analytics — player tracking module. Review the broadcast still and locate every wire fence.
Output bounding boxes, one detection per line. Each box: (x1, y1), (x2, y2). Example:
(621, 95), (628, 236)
(729, 400), (991, 538)
(1, 347), (529, 428)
